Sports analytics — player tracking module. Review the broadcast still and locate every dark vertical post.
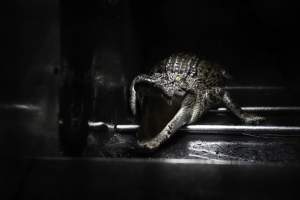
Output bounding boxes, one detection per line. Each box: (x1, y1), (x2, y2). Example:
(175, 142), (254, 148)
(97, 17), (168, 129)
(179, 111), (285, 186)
(59, 1), (96, 155)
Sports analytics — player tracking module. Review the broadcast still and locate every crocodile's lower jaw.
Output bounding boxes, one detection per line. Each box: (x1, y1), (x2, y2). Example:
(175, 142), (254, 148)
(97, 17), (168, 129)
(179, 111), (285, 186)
(136, 89), (183, 146)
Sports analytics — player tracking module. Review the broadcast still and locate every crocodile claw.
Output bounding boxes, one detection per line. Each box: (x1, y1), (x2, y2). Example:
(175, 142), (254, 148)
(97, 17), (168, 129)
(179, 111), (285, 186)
(242, 113), (266, 125)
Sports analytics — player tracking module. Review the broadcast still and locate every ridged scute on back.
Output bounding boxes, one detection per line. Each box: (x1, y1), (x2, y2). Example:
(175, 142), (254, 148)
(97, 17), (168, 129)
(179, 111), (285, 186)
(152, 53), (226, 88)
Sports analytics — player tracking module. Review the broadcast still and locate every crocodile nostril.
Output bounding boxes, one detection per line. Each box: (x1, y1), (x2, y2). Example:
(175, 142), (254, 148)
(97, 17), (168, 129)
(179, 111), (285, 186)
(175, 88), (186, 96)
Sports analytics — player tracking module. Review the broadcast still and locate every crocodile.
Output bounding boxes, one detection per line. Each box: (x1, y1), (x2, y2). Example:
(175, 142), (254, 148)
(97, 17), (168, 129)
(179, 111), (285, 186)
(130, 53), (264, 150)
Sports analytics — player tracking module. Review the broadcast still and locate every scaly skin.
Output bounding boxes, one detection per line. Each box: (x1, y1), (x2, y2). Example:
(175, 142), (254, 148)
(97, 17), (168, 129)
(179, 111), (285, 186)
(130, 53), (264, 150)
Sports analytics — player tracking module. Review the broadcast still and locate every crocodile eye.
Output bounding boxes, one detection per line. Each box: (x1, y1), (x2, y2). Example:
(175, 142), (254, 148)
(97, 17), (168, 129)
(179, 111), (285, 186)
(175, 76), (181, 81)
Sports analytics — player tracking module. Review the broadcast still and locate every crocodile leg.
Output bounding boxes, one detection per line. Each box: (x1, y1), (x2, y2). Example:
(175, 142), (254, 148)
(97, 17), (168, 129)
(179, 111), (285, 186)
(219, 89), (265, 124)
(189, 90), (210, 123)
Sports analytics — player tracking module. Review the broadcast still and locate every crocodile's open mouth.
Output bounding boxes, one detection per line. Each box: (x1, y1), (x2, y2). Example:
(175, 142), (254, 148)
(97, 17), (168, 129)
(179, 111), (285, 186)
(135, 83), (184, 144)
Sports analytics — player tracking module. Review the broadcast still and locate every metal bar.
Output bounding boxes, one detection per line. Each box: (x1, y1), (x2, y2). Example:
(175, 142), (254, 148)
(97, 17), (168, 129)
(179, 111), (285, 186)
(224, 86), (285, 90)
(2, 104), (299, 113)
(180, 125), (300, 134)
(89, 122), (300, 135)
(116, 124), (139, 132)
(209, 106), (300, 113)
(0, 104), (41, 111)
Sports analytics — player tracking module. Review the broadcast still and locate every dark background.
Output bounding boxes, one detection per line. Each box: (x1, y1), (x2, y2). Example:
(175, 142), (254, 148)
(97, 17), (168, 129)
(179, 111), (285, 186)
(2, 0), (299, 102)
(2, 1), (300, 199)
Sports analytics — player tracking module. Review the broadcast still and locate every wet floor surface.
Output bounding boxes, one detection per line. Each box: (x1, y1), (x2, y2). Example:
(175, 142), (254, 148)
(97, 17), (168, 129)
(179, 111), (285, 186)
(86, 133), (300, 163)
